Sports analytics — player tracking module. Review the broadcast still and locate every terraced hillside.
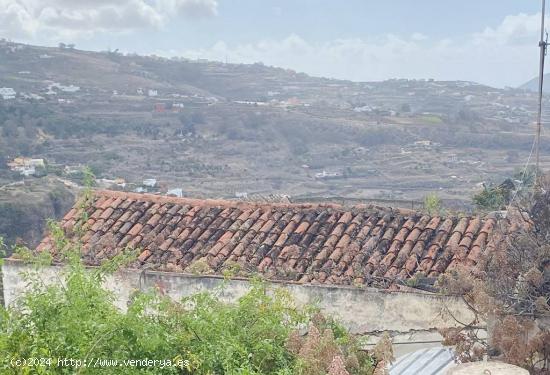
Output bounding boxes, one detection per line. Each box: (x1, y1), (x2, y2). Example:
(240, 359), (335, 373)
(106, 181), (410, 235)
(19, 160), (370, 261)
(0, 40), (548, 212)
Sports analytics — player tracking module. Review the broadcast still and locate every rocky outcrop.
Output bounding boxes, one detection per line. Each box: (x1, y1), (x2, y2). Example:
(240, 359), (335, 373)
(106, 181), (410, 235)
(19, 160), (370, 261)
(0, 177), (77, 251)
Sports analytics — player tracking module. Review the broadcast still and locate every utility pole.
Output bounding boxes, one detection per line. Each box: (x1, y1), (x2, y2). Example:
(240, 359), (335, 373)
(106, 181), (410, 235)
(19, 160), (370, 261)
(535, 0), (548, 186)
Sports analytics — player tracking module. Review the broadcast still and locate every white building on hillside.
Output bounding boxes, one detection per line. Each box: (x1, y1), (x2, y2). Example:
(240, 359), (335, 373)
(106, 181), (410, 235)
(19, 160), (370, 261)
(7, 157), (45, 176)
(166, 188), (183, 197)
(59, 85), (80, 93)
(0, 87), (16, 100)
(143, 179), (157, 188)
(46, 82), (80, 94)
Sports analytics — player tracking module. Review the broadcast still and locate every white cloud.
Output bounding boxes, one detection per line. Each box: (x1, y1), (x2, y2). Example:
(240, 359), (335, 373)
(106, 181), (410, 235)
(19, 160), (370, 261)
(182, 13), (544, 87)
(473, 13), (544, 46)
(411, 33), (428, 41)
(0, 0), (217, 40)
(157, 0), (217, 18)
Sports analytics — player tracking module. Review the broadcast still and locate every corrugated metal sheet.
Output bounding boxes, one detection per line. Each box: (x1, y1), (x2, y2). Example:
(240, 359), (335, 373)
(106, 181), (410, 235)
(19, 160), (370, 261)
(390, 347), (456, 375)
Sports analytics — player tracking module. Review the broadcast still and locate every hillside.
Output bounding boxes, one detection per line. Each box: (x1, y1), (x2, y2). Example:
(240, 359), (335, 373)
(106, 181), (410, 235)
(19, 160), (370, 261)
(519, 75), (544, 92)
(0, 177), (77, 249)
(0, 40), (547, 212)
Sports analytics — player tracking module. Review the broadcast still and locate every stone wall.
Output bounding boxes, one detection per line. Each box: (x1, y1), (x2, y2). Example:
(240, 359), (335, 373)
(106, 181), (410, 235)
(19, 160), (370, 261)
(2, 259), (479, 356)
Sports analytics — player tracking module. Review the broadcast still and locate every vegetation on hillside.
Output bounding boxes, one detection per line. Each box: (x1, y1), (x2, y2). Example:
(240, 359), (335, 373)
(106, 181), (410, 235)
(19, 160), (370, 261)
(2, 43), (550, 205)
(0, 178), (76, 249)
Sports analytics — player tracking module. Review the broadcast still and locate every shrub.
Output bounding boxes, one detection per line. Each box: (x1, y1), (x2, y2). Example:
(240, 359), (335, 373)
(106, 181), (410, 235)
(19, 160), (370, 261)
(0, 227), (379, 374)
(438, 190), (550, 373)
(472, 184), (506, 211)
(423, 192), (442, 216)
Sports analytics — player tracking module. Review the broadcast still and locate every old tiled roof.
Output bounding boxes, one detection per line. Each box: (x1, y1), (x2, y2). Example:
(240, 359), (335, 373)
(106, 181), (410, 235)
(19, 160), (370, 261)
(36, 190), (497, 286)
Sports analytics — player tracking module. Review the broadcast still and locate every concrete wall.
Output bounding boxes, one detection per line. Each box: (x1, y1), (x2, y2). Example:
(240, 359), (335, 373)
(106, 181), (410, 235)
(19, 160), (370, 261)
(2, 259), (478, 356)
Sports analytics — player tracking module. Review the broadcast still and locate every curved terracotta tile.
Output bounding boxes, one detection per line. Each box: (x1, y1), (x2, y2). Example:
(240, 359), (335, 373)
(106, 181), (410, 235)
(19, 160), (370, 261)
(32, 190), (504, 289)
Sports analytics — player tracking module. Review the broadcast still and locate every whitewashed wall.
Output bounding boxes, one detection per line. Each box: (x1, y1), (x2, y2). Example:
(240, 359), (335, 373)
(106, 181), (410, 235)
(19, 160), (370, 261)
(2, 259), (479, 356)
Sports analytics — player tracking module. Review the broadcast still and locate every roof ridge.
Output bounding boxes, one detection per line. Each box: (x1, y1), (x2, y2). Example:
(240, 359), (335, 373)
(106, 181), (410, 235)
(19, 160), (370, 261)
(93, 189), (425, 217)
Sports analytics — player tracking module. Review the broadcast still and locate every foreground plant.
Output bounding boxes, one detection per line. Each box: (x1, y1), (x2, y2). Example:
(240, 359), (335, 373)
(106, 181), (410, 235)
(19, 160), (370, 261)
(0, 223), (379, 374)
(439, 189), (550, 374)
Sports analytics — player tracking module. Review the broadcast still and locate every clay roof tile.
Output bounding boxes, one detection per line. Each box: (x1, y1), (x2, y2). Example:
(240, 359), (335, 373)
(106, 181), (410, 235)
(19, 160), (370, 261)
(33, 190), (500, 289)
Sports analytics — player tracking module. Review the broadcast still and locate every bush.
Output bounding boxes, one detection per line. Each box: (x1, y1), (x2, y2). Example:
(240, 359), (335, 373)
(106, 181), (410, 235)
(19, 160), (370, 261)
(423, 192), (442, 216)
(472, 184), (506, 211)
(0, 224), (379, 374)
(438, 190), (550, 373)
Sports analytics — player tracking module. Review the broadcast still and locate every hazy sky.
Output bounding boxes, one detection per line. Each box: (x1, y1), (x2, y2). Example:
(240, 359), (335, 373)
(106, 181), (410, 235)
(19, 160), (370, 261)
(0, 0), (547, 87)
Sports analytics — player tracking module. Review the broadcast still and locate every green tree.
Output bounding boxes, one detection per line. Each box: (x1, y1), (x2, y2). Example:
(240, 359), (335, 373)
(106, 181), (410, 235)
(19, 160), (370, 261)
(400, 103), (411, 113)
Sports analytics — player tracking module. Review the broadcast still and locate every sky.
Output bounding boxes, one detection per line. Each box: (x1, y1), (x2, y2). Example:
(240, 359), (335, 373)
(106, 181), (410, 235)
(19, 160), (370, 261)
(0, 0), (547, 88)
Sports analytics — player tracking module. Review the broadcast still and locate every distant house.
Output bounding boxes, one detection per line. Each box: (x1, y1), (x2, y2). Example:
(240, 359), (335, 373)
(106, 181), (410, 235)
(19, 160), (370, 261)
(412, 140), (440, 149)
(166, 188), (184, 198)
(142, 179), (157, 188)
(114, 178), (126, 188)
(148, 89), (158, 97)
(64, 165), (85, 175)
(6, 45), (24, 53)
(234, 100), (267, 106)
(28, 159), (45, 168)
(7, 157), (45, 176)
(96, 179), (118, 189)
(414, 140), (433, 147)
(19, 168), (36, 177)
(47, 83), (80, 94)
(353, 105), (373, 113)
(0, 87), (16, 100)
(281, 97), (301, 107)
(96, 178), (126, 189)
(235, 191), (248, 199)
(7, 158), (44, 169)
(21, 93), (45, 101)
(447, 154), (458, 163)
(315, 170), (341, 179)
(58, 84), (80, 93)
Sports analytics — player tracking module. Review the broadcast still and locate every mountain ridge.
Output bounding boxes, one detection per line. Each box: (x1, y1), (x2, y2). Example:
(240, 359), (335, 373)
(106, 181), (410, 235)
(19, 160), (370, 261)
(518, 74), (550, 92)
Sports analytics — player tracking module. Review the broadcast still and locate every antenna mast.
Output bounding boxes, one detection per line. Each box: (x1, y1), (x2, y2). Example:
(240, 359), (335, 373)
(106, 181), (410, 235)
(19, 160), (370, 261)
(536, 0), (548, 186)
